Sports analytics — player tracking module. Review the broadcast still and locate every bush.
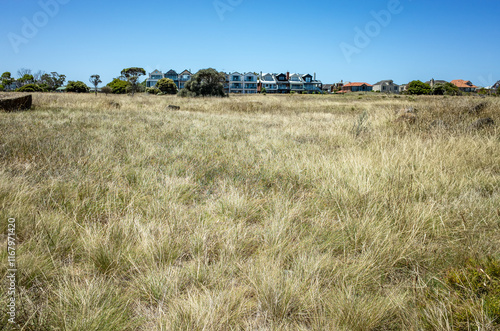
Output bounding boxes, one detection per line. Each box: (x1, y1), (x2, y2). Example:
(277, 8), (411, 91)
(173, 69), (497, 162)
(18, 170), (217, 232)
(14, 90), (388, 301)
(16, 84), (43, 92)
(66, 81), (89, 93)
(0, 84), (4, 91)
(156, 78), (177, 95)
(178, 89), (197, 98)
(101, 86), (112, 95)
(146, 87), (160, 95)
(406, 80), (431, 95)
(107, 78), (130, 94)
(181, 68), (226, 97)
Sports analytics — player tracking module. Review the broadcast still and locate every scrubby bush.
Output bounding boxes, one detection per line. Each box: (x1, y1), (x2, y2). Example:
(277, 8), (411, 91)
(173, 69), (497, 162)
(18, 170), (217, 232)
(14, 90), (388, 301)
(66, 81), (89, 93)
(146, 87), (161, 95)
(179, 68), (226, 97)
(16, 83), (43, 92)
(0, 84), (4, 91)
(101, 86), (112, 95)
(156, 78), (177, 95)
(107, 78), (130, 94)
(405, 80), (431, 95)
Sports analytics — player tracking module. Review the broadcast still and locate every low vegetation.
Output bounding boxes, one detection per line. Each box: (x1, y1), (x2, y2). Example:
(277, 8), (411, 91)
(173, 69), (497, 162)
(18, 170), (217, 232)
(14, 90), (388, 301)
(0, 92), (499, 330)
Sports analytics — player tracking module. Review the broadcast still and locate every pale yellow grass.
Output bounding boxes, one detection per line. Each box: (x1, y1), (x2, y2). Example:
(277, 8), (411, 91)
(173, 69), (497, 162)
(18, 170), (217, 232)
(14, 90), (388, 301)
(0, 92), (499, 330)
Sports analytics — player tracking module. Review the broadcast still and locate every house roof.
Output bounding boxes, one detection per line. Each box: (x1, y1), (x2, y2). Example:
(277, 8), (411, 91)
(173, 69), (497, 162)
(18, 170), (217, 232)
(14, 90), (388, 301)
(374, 80), (394, 86)
(165, 69), (178, 75)
(425, 80), (448, 85)
(344, 82), (373, 87)
(451, 79), (477, 88)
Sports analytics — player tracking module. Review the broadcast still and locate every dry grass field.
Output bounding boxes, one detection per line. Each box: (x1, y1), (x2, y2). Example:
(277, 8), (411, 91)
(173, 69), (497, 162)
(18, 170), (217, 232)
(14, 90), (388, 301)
(1, 92), (499, 330)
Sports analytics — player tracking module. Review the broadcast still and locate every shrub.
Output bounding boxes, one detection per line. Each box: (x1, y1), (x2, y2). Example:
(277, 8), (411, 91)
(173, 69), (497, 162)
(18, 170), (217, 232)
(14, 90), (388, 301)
(156, 78), (177, 95)
(405, 80), (431, 95)
(181, 68), (226, 97)
(16, 84), (43, 92)
(0, 84), (4, 91)
(66, 81), (90, 93)
(101, 86), (112, 95)
(107, 78), (130, 94)
(146, 87), (160, 95)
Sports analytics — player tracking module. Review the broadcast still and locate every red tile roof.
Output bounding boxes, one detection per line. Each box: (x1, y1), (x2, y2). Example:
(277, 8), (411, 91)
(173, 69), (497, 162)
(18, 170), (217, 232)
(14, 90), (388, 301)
(343, 82), (373, 87)
(451, 79), (478, 88)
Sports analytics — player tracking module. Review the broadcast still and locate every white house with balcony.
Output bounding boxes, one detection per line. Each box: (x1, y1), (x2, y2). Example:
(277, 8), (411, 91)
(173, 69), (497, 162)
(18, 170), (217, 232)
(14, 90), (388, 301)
(260, 73), (278, 93)
(227, 72), (258, 93)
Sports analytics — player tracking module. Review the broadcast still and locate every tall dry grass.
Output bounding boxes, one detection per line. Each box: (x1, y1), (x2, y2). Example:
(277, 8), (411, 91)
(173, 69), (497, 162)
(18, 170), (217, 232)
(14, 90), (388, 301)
(1, 92), (499, 330)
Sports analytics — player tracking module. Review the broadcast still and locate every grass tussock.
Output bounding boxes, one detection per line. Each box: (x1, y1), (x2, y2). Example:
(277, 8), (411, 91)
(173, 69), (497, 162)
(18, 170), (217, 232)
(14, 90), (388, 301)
(0, 92), (499, 330)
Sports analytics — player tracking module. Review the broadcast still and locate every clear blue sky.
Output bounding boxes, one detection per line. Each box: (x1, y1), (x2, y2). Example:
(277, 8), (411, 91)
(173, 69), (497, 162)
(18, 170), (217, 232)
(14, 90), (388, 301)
(1, 0), (499, 86)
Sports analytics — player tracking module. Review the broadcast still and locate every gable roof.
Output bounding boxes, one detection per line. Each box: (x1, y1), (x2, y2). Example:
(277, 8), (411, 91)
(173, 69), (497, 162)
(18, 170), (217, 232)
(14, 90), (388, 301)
(344, 82), (373, 87)
(373, 80), (394, 86)
(179, 69), (192, 75)
(451, 79), (477, 88)
(165, 69), (178, 75)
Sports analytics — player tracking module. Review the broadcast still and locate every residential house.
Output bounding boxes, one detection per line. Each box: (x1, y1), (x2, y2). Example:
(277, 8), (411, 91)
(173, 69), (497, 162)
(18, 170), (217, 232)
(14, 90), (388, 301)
(147, 69), (192, 89)
(243, 72), (258, 94)
(425, 79), (448, 88)
(451, 79), (477, 93)
(276, 73), (290, 93)
(228, 72), (243, 93)
(146, 69), (163, 88)
(289, 73), (304, 93)
(164, 69), (180, 88)
(372, 80), (399, 93)
(322, 84), (334, 93)
(178, 70), (192, 89)
(260, 73), (278, 93)
(341, 82), (373, 92)
(303, 73), (323, 93)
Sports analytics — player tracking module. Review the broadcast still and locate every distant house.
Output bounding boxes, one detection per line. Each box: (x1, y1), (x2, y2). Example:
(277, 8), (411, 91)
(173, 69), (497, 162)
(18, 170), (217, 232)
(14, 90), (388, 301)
(425, 79), (448, 88)
(243, 72), (258, 94)
(451, 79), (478, 92)
(488, 80), (500, 92)
(178, 70), (192, 89)
(276, 73), (290, 93)
(322, 84), (334, 93)
(146, 69), (192, 89)
(146, 69), (163, 88)
(372, 80), (399, 93)
(260, 73), (278, 93)
(341, 82), (373, 92)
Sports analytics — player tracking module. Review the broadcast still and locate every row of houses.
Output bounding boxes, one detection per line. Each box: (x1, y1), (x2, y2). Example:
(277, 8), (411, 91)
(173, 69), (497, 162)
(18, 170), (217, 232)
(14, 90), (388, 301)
(323, 79), (492, 94)
(146, 70), (323, 94)
(146, 69), (500, 95)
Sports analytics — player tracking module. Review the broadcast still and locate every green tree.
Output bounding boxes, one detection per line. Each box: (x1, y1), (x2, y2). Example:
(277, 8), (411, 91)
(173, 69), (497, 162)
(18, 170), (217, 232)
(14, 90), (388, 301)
(39, 72), (66, 91)
(89, 74), (102, 96)
(156, 78), (178, 94)
(179, 68), (226, 97)
(16, 84), (43, 92)
(18, 74), (34, 86)
(0, 84), (4, 91)
(431, 82), (460, 96)
(66, 81), (89, 93)
(406, 80), (431, 95)
(120, 67), (146, 96)
(1, 72), (15, 90)
(107, 78), (130, 94)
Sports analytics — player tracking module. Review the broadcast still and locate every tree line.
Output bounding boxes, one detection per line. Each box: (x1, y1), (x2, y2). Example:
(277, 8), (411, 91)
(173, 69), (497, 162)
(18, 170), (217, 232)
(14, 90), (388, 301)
(1, 67), (229, 97)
